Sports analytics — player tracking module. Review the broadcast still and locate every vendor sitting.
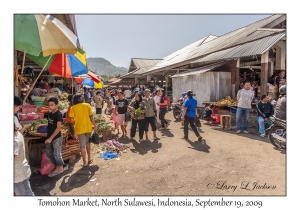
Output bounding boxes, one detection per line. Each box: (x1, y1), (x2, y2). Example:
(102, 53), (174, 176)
(256, 95), (274, 138)
(30, 85), (47, 96)
(202, 104), (216, 124)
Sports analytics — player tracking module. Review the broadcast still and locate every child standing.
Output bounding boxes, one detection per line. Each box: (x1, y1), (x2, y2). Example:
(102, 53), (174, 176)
(36, 97), (64, 177)
(111, 108), (120, 134)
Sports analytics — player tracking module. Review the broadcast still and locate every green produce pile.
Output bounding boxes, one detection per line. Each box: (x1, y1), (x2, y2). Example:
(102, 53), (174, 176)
(96, 121), (115, 134)
(58, 101), (69, 111)
(24, 119), (48, 136)
(93, 114), (107, 123)
(61, 92), (69, 101)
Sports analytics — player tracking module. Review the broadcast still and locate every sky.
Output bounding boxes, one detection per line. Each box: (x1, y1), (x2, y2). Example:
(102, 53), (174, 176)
(76, 14), (270, 68)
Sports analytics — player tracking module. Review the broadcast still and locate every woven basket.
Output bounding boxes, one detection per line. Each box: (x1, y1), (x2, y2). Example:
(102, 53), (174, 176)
(102, 131), (112, 141)
(68, 143), (80, 154)
(62, 145), (71, 161)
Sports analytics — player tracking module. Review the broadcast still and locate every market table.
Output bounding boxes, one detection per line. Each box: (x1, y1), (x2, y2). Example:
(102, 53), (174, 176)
(24, 136), (43, 165)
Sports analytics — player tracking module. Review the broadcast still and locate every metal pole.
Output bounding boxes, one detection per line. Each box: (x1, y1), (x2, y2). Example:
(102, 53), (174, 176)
(21, 52), (26, 76)
(72, 77), (74, 94)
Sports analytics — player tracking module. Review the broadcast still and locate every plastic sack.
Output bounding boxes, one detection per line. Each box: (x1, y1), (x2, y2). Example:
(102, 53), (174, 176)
(89, 132), (100, 145)
(40, 152), (55, 175)
(195, 117), (201, 127)
(99, 151), (118, 160)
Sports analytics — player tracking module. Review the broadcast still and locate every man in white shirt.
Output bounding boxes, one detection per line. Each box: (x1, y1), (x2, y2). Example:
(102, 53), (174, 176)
(153, 88), (161, 124)
(124, 88), (132, 98)
(48, 83), (62, 99)
(236, 81), (254, 134)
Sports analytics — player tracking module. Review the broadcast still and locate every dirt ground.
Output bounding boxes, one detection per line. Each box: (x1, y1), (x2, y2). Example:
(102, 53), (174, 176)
(30, 111), (286, 196)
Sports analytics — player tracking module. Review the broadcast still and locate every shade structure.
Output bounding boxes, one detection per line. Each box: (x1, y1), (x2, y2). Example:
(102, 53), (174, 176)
(87, 71), (100, 83)
(82, 78), (95, 87)
(26, 48), (88, 78)
(74, 78), (83, 83)
(94, 82), (102, 89)
(14, 14), (78, 56)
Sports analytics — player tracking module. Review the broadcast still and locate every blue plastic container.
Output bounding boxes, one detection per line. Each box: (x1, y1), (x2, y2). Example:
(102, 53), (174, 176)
(37, 126), (48, 133)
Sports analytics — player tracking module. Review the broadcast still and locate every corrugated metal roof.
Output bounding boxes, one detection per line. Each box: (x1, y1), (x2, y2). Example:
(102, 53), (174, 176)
(108, 77), (119, 83)
(110, 78), (122, 84)
(192, 32), (285, 63)
(171, 63), (225, 78)
(147, 14), (285, 73)
(162, 35), (218, 61)
(122, 58), (162, 78)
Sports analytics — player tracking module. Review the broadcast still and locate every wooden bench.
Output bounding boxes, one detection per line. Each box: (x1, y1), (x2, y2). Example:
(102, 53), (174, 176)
(220, 115), (232, 130)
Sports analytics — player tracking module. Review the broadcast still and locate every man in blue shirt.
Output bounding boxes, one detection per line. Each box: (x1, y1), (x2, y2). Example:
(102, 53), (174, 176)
(181, 90), (203, 141)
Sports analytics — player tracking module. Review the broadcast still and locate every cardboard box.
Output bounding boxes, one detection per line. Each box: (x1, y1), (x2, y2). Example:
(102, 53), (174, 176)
(268, 86), (278, 92)
(257, 86), (278, 93)
(267, 92), (278, 100)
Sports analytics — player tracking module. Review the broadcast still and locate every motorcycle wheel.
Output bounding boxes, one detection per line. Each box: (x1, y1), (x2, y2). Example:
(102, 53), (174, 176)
(268, 126), (286, 149)
(173, 109), (181, 121)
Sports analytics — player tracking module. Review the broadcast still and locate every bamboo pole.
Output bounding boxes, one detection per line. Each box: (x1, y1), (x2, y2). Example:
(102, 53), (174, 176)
(21, 52), (26, 76)
(22, 55), (53, 104)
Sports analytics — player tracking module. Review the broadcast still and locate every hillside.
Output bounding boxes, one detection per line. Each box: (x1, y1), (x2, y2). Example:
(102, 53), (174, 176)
(86, 57), (128, 77)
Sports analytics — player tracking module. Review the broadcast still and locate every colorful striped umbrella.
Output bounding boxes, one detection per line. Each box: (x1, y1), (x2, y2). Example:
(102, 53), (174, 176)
(14, 14), (78, 56)
(82, 78), (95, 87)
(26, 48), (88, 78)
(87, 71), (100, 83)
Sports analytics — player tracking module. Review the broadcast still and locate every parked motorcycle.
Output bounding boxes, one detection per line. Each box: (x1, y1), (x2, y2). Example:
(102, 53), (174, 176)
(172, 98), (183, 121)
(268, 116), (286, 149)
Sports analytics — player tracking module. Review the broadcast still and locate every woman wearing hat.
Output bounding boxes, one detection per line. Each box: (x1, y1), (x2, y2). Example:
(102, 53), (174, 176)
(181, 90), (203, 141)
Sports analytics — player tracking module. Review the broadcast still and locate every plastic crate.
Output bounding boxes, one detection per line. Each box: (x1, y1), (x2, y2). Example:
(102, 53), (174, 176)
(34, 113), (44, 120)
(22, 105), (38, 114)
(19, 113), (44, 121)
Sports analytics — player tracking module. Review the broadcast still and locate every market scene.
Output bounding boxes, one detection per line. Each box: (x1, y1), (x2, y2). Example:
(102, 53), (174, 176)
(14, 14), (286, 196)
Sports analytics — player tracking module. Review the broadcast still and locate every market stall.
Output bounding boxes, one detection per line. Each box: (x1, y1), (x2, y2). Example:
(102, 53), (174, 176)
(19, 92), (78, 167)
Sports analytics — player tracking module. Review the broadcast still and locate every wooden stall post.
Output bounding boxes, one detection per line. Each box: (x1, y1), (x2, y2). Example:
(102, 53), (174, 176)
(230, 59), (238, 98)
(147, 74), (151, 84)
(235, 58), (240, 95)
(22, 55), (53, 103)
(261, 51), (269, 96)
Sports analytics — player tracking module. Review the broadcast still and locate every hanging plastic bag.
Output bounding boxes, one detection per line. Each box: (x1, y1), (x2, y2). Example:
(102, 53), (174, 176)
(195, 117), (201, 127)
(40, 152), (55, 175)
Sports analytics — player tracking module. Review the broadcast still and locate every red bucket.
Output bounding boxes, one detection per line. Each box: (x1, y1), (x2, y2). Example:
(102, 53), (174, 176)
(212, 114), (220, 124)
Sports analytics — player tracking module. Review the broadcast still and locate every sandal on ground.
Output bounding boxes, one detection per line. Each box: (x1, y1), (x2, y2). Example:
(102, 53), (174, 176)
(139, 139), (145, 142)
(81, 163), (89, 168)
(153, 137), (160, 141)
(198, 136), (203, 142)
(88, 159), (93, 164)
(181, 137), (188, 140)
(48, 170), (63, 177)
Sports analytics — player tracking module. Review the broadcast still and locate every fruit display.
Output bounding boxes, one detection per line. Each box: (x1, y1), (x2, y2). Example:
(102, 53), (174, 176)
(24, 119), (48, 136)
(215, 97), (238, 106)
(61, 124), (70, 137)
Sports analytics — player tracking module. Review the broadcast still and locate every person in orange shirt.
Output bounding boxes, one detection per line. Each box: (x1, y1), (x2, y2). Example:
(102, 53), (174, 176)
(65, 95), (75, 138)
